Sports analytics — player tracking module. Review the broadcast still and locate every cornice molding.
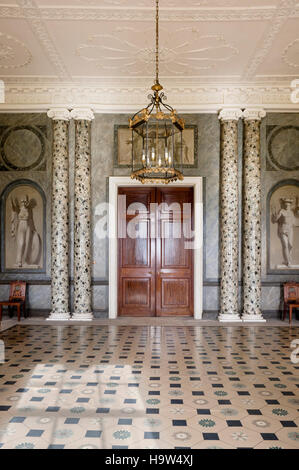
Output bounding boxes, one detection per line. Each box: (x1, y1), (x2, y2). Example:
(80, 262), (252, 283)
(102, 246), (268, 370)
(1, 5), (299, 22)
(0, 83), (298, 113)
(242, 0), (298, 79)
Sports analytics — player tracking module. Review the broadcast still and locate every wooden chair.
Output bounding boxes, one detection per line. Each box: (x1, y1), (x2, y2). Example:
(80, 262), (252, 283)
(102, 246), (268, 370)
(283, 282), (299, 324)
(0, 281), (27, 322)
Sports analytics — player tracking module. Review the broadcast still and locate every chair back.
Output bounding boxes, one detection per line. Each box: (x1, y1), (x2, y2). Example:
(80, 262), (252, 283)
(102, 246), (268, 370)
(284, 282), (299, 303)
(9, 281), (26, 301)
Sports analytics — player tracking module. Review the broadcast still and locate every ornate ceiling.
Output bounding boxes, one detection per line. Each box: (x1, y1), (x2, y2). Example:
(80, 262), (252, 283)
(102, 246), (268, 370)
(0, 0), (298, 112)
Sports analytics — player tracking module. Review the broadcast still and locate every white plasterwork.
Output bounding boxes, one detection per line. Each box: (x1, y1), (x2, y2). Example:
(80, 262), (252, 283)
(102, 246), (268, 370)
(70, 108), (95, 121)
(47, 312), (71, 321)
(218, 108), (243, 121)
(242, 108), (267, 120)
(218, 314), (242, 322)
(71, 312), (94, 322)
(0, 83), (298, 113)
(242, 314), (267, 323)
(47, 108), (71, 121)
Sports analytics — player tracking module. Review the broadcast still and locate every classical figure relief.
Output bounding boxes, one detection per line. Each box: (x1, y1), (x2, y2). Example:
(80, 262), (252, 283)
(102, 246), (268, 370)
(269, 184), (299, 271)
(271, 197), (299, 267)
(2, 182), (45, 272)
(10, 195), (42, 268)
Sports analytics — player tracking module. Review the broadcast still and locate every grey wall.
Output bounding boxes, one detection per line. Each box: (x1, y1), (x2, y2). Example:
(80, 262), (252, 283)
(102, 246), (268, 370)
(0, 111), (298, 318)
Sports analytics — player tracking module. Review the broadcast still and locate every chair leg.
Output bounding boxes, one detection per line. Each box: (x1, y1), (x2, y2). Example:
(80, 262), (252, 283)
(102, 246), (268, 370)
(289, 306), (292, 325)
(17, 305), (20, 322)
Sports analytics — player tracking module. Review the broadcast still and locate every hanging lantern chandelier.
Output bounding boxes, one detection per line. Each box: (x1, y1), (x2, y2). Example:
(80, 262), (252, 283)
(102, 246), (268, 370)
(129, 0), (185, 184)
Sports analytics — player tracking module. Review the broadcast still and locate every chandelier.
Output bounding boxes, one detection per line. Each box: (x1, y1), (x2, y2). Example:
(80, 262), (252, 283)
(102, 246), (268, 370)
(129, 0), (185, 184)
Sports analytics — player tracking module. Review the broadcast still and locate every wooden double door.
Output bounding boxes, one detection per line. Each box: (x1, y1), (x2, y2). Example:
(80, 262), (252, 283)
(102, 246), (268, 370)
(118, 187), (194, 317)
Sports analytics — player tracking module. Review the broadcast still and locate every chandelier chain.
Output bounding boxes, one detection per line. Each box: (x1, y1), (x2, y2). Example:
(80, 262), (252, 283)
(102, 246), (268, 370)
(155, 0), (159, 85)
(129, 0), (184, 185)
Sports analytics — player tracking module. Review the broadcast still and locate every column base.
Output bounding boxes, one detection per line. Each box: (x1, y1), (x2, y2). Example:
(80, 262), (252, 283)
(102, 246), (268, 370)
(47, 311), (71, 321)
(71, 312), (94, 321)
(242, 314), (266, 322)
(218, 313), (242, 322)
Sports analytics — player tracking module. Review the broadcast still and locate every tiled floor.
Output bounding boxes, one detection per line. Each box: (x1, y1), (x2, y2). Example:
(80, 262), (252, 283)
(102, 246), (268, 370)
(0, 323), (298, 449)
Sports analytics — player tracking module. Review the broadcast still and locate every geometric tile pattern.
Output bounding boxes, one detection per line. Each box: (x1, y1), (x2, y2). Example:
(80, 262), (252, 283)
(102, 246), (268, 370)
(0, 325), (298, 449)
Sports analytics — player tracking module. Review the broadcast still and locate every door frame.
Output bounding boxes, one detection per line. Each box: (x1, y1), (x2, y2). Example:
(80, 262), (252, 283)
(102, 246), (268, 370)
(108, 176), (203, 319)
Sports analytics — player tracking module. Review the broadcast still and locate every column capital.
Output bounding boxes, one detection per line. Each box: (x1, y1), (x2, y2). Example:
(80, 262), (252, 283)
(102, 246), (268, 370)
(218, 108), (243, 121)
(242, 108), (266, 121)
(47, 108), (71, 121)
(70, 108), (94, 121)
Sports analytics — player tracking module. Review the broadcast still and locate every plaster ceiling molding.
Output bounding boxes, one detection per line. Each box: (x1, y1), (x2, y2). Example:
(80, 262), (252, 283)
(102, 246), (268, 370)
(16, 0), (71, 79)
(31, 7), (277, 22)
(282, 38), (299, 67)
(0, 83), (298, 112)
(224, 88), (263, 105)
(62, 0), (278, 8)
(241, 0), (298, 79)
(0, 6), (24, 19)
(74, 0), (207, 5)
(76, 29), (238, 77)
(0, 32), (32, 69)
(52, 88), (80, 105)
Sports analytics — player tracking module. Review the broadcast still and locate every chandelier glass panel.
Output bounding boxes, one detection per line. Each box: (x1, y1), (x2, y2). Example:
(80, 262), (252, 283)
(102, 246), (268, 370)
(130, 0), (185, 184)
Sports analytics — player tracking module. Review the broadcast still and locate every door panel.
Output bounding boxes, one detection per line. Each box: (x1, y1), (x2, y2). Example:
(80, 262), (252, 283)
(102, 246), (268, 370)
(161, 279), (190, 307)
(118, 187), (194, 317)
(121, 220), (150, 267)
(156, 188), (194, 317)
(118, 187), (156, 316)
(123, 278), (151, 307)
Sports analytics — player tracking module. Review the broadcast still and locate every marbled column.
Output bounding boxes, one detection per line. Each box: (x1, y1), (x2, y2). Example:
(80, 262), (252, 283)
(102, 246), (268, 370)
(47, 108), (71, 321)
(218, 109), (242, 322)
(70, 108), (94, 321)
(242, 108), (266, 322)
